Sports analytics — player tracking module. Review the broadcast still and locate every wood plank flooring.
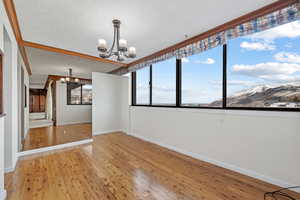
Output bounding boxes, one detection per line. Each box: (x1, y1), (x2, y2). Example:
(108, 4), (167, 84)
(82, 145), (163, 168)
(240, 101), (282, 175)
(7, 132), (300, 200)
(22, 123), (92, 151)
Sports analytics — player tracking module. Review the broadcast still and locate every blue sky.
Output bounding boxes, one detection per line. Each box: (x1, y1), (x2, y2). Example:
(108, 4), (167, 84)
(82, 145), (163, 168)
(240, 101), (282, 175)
(136, 20), (300, 104)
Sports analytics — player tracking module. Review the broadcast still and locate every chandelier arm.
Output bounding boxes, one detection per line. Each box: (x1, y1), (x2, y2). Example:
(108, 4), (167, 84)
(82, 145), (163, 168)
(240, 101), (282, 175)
(107, 25), (117, 57)
(123, 53), (129, 58)
(116, 25), (121, 60)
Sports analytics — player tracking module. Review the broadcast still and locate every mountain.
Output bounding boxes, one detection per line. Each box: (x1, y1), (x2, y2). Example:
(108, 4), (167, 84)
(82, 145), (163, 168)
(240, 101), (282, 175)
(209, 82), (300, 108)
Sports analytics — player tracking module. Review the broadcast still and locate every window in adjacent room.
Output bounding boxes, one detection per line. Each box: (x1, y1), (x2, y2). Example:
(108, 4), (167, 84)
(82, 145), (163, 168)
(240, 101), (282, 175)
(67, 82), (92, 105)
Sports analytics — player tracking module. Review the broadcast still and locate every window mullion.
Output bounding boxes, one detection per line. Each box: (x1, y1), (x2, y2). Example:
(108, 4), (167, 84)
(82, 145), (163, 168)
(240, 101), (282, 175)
(222, 44), (227, 109)
(81, 84), (83, 105)
(131, 72), (136, 105)
(149, 65), (152, 105)
(176, 59), (182, 107)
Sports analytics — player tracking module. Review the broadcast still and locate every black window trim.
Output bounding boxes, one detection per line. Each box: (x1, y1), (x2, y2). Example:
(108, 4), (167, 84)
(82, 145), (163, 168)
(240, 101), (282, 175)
(131, 44), (300, 112)
(67, 82), (92, 105)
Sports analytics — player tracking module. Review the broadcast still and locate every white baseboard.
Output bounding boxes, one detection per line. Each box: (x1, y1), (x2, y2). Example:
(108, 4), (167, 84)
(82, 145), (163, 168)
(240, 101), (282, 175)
(17, 138), (93, 157)
(93, 130), (124, 136)
(4, 157), (17, 173)
(4, 167), (15, 173)
(29, 123), (53, 129)
(0, 190), (6, 200)
(129, 132), (300, 193)
(56, 121), (91, 126)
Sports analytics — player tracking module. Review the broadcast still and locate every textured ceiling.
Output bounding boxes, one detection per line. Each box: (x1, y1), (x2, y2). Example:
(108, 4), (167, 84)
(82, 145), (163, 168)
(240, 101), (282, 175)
(15, 0), (277, 64)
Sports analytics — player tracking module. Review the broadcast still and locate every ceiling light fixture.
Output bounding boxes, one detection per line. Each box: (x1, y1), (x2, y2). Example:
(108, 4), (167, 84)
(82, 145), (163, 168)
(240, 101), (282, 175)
(60, 77), (66, 83)
(60, 68), (81, 83)
(97, 19), (136, 61)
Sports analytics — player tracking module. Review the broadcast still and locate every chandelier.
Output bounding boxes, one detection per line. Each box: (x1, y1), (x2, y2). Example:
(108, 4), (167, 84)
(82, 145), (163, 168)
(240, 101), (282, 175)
(97, 19), (136, 61)
(60, 68), (80, 83)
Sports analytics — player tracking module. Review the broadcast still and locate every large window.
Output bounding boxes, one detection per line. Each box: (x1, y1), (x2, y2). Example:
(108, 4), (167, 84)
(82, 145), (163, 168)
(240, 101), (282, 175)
(152, 58), (176, 105)
(67, 82), (92, 105)
(227, 20), (300, 109)
(182, 46), (223, 107)
(132, 19), (300, 111)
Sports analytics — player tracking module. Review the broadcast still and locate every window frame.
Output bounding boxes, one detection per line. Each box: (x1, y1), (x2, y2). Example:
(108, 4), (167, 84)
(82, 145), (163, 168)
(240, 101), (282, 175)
(134, 65), (151, 106)
(151, 58), (177, 106)
(132, 44), (300, 112)
(67, 82), (92, 105)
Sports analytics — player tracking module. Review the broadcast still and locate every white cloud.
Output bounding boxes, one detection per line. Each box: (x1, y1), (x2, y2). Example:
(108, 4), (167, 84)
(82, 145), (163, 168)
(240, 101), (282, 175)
(285, 43), (293, 48)
(152, 85), (175, 92)
(232, 62), (300, 82)
(137, 85), (176, 104)
(259, 74), (300, 82)
(181, 87), (222, 104)
(233, 62), (300, 75)
(240, 41), (275, 51)
(249, 20), (300, 41)
(182, 57), (189, 63)
(212, 80), (255, 87)
(138, 85), (175, 93)
(274, 52), (300, 63)
(195, 58), (215, 64)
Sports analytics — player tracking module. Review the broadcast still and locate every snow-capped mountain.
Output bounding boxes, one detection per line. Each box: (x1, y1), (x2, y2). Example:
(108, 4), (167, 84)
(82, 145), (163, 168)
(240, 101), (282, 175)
(209, 82), (300, 108)
(231, 85), (274, 97)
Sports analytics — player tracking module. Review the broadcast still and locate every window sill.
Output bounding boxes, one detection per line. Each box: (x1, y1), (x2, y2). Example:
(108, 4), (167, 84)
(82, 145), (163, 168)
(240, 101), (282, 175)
(130, 105), (300, 119)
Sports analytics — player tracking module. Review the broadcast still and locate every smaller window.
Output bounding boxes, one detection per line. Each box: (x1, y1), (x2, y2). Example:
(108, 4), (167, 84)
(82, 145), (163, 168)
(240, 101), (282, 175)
(67, 82), (92, 105)
(82, 84), (92, 105)
(152, 58), (176, 106)
(136, 66), (150, 105)
(181, 45), (223, 107)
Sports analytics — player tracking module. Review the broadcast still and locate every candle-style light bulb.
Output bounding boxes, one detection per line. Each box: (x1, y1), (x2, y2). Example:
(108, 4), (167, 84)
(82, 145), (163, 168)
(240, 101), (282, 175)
(119, 39), (127, 51)
(60, 78), (66, 83)
(128, 47), (136, 58)
(97, 39), (107, 51)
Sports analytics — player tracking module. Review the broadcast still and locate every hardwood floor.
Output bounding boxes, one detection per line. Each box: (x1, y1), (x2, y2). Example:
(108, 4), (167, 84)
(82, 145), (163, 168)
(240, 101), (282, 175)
(22, 123), (92, 151)
(7, 132), (299, 200)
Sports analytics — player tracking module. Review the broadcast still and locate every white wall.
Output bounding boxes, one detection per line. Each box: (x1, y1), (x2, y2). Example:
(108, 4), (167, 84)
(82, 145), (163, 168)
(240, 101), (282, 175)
(56, 81), (92, 125)
(0, 0), (23, 198)
(3, 27), (13, 173)
(92, 72), (129, 135)
(17, 54), (30, 151)
(0, 117), (5, 199)
(129, 107), (300, 191)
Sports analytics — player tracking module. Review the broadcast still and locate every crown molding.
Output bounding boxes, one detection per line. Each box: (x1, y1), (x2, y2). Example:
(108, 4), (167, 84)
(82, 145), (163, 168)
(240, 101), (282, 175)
(21, 41), (128, 67)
